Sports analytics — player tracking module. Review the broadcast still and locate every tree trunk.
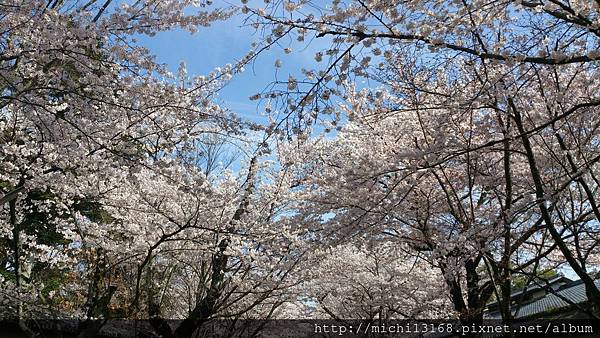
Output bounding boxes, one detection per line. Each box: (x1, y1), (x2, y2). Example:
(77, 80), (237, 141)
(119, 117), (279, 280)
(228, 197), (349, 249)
(509, 98), (600, 317)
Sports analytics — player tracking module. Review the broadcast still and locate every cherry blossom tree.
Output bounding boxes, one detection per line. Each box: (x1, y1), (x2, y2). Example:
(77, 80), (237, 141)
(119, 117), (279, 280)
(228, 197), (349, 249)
(299, 242), (451, 320)
(243, 0), (600, 321)
(0, 1), (304, 337)
(4, 0), (600, 336)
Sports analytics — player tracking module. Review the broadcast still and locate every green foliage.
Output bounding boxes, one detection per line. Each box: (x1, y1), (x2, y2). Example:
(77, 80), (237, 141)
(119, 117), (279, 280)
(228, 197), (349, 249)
(20, 189), (68, 246)
(38, 267), (67, 298)
(513, 269), (559, 289)
(73, 198), (114, 224)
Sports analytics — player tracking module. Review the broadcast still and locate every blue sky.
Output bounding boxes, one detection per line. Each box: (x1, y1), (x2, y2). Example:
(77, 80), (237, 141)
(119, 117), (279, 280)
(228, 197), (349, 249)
(135, 11), (332, 172)
(137, 11), (327, 124)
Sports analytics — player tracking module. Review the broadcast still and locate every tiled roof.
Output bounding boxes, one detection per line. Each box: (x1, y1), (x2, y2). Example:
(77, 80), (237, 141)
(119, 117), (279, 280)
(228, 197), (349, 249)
(486, 278), (600, 319)
(486, 275), (570, 308)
